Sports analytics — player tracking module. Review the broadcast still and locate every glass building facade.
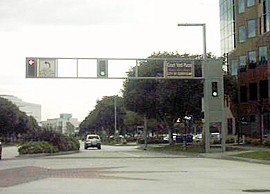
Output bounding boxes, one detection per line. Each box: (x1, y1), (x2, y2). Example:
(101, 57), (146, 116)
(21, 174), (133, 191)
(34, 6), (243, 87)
(220, 0), (236, 56)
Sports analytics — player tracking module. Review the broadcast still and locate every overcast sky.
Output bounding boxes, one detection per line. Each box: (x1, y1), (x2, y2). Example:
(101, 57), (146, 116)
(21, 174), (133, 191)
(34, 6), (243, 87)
(0, 0), (220, 121)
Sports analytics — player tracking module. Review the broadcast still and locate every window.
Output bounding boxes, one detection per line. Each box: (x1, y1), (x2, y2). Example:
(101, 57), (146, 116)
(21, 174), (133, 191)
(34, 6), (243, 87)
(261, 0), (270, 33)
(238, 0), (245, 13)
(259, 46), (268, 65)
(231, 59), (238, 75)
(239, 26), (247, 43)
(248, 51), (257, 69)
(247, 0), (255, 7)
(260, 80), (269, 99)
(249, 83), (258, 101)
(239, 55), (247, 72)
(248, 19), (256, 38)
(240, 86), (248, 102)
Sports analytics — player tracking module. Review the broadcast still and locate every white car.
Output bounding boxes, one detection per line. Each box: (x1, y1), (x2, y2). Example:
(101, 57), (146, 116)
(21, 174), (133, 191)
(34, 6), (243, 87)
(84, 134), (101, 150)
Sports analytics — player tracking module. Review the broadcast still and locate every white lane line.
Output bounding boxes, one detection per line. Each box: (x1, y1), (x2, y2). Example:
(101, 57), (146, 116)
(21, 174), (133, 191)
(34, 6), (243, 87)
(119, 152), (141, 158)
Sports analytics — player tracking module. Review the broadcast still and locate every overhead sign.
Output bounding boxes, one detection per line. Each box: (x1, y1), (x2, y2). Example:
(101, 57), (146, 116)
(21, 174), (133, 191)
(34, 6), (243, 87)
(37, 58), (57, 78)
(166, 61), (194, 78)
(26, 58), (57, 78)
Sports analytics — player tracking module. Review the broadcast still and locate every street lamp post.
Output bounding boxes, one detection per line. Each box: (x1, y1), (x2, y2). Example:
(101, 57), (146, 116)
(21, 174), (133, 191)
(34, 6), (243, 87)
(177, 23), (207, 59)
(177, 23), (212, 153)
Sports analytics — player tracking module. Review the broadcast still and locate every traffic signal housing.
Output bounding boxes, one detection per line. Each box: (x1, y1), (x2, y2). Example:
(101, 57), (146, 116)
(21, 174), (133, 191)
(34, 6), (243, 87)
(97, 59), (108, 78)
(26, 58), (37, 78)
(211, 81), (218, 97)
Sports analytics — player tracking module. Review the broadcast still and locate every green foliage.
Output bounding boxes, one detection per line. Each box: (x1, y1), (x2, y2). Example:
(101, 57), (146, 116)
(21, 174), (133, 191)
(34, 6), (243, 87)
(0, 97), (39, 141)
(22, 129), (80, 152)
(80, 96), (126, 136)
(123, 52), (204, 126)
(18, 141), (56, 155)
(224, 75), (238, 103)
(236, 151), (270, 160)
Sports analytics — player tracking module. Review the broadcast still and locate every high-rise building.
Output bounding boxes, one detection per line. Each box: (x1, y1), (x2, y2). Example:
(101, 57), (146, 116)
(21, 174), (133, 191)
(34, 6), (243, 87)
(220, 0), (270, 137)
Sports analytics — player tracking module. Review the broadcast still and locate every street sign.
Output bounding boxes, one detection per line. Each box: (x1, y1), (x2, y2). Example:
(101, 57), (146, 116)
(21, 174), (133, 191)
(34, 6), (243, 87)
(37, 58), (57, 78)
(26, 58), (57, 78)
(166, 61), (194, 78)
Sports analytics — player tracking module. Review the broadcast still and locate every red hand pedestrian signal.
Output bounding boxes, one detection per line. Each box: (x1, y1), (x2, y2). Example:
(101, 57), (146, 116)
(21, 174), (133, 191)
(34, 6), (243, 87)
(26, 58), (37, 78)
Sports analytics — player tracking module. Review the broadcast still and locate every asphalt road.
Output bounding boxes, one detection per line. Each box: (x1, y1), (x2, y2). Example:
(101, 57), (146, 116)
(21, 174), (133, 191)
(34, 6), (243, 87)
(0, 143), (270, 194)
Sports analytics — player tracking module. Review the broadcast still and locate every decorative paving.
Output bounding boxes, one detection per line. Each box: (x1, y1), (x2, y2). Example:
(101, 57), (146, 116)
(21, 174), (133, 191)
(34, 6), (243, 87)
(0, 166), (155, 187)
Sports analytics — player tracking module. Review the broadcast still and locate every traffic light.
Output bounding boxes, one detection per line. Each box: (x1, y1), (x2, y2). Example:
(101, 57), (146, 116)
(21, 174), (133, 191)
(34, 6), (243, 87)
(97, 59), (108, 78)
(211, 81), (218, 97)
(26, 58), (37, 78)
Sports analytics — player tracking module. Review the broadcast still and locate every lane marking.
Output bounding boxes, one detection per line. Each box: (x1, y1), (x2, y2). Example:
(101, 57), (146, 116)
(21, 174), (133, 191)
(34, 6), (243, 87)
(119, 152), (141, 158)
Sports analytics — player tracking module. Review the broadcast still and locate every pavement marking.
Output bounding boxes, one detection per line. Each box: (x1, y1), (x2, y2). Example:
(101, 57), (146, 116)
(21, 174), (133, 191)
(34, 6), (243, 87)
(119, 152), (141, 158)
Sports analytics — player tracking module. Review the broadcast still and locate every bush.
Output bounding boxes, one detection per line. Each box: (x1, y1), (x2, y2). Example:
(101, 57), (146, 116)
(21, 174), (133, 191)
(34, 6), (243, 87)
(22, 130), (80, 152)
(263, 139), (270, 147)
(137, 137), (165, 144)
(226, 135), (236, 144)
(18, 141), (56, 155)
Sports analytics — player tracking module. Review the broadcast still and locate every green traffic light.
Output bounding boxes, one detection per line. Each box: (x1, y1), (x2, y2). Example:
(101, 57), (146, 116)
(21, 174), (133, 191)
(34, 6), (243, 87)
(212, 91), (218, 97)
(100, 71), (105, 76)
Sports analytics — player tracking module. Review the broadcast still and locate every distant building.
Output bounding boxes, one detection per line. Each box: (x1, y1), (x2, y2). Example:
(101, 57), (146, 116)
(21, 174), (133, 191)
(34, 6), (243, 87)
(0, 95), (41, 122)
(41, 114), (80, 134)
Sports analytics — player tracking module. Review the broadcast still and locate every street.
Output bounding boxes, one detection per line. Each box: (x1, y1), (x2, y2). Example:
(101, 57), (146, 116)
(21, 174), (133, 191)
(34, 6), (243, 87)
(0, 144), (270, 194)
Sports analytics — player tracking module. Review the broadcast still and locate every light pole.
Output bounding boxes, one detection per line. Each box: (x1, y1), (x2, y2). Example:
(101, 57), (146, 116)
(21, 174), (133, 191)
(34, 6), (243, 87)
(114, 95), (117, 137)
(177, 23), (211, 152)
(177, 23), (207, 59)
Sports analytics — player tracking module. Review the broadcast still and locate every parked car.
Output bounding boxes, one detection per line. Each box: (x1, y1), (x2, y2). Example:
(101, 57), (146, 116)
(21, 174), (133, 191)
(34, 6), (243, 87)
(211, 133), (221, 144)
(84, 134), (101, 150)
(193, 134), (203, 143)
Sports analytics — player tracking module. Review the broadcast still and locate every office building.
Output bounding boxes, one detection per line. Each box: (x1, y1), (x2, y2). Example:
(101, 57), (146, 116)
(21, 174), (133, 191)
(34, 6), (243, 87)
(220, 0), (270, 137)
(0, 95), (41, 123)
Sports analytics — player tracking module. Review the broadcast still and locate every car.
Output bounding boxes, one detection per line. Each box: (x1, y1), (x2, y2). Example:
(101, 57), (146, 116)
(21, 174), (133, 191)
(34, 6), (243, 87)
(84, 134), (101, 150)
(193, 133), (203, 143)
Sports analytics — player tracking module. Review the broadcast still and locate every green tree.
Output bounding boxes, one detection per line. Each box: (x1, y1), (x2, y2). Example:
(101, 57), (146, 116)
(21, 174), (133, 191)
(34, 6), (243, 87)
(80, 96), (126, 137)
(122, 52), (206, 143)
(0, 97), (36, 141)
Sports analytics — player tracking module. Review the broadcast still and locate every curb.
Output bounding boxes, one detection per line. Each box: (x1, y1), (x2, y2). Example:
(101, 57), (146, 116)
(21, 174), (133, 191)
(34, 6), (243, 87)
(17, 150), (80, 158)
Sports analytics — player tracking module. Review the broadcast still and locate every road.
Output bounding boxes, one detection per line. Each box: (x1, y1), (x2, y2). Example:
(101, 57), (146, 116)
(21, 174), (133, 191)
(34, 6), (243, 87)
(0, 143), (270, 194)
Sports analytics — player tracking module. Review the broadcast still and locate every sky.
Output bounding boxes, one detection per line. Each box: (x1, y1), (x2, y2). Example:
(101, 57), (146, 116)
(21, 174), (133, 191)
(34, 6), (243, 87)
(0, 0), (220, 122)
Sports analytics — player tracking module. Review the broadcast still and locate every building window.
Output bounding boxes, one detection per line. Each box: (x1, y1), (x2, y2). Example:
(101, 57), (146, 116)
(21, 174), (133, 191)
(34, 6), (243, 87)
(260, 80), (269, 99)
(240, 86), (248, 102)
(238, 0), (245, 13)
(248, 51), (257, 69)
(259, 46), (268, 65)
(239, 55), (247, 72)
(249, 83), (258, 101)
(261, 0), (270, 33)
(231, 59), (238, 75)
(248, 19), (256, 38)
(239, 26), (247, 43)
(247, 0), (255, 7)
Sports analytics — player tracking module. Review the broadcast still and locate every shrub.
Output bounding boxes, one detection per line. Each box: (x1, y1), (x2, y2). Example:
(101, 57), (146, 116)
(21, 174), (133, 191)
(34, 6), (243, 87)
(263, 139), (270, 147)
(18, 141), (56, 155)
(226, 135), (236, 144)
(22, 129), (80, 152)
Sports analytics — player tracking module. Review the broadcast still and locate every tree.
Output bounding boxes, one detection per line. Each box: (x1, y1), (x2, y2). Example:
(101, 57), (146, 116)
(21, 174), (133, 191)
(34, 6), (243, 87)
(0, 97), (36, 141)
(122, 52), (206, 143)
(79, 96), (126, 137)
